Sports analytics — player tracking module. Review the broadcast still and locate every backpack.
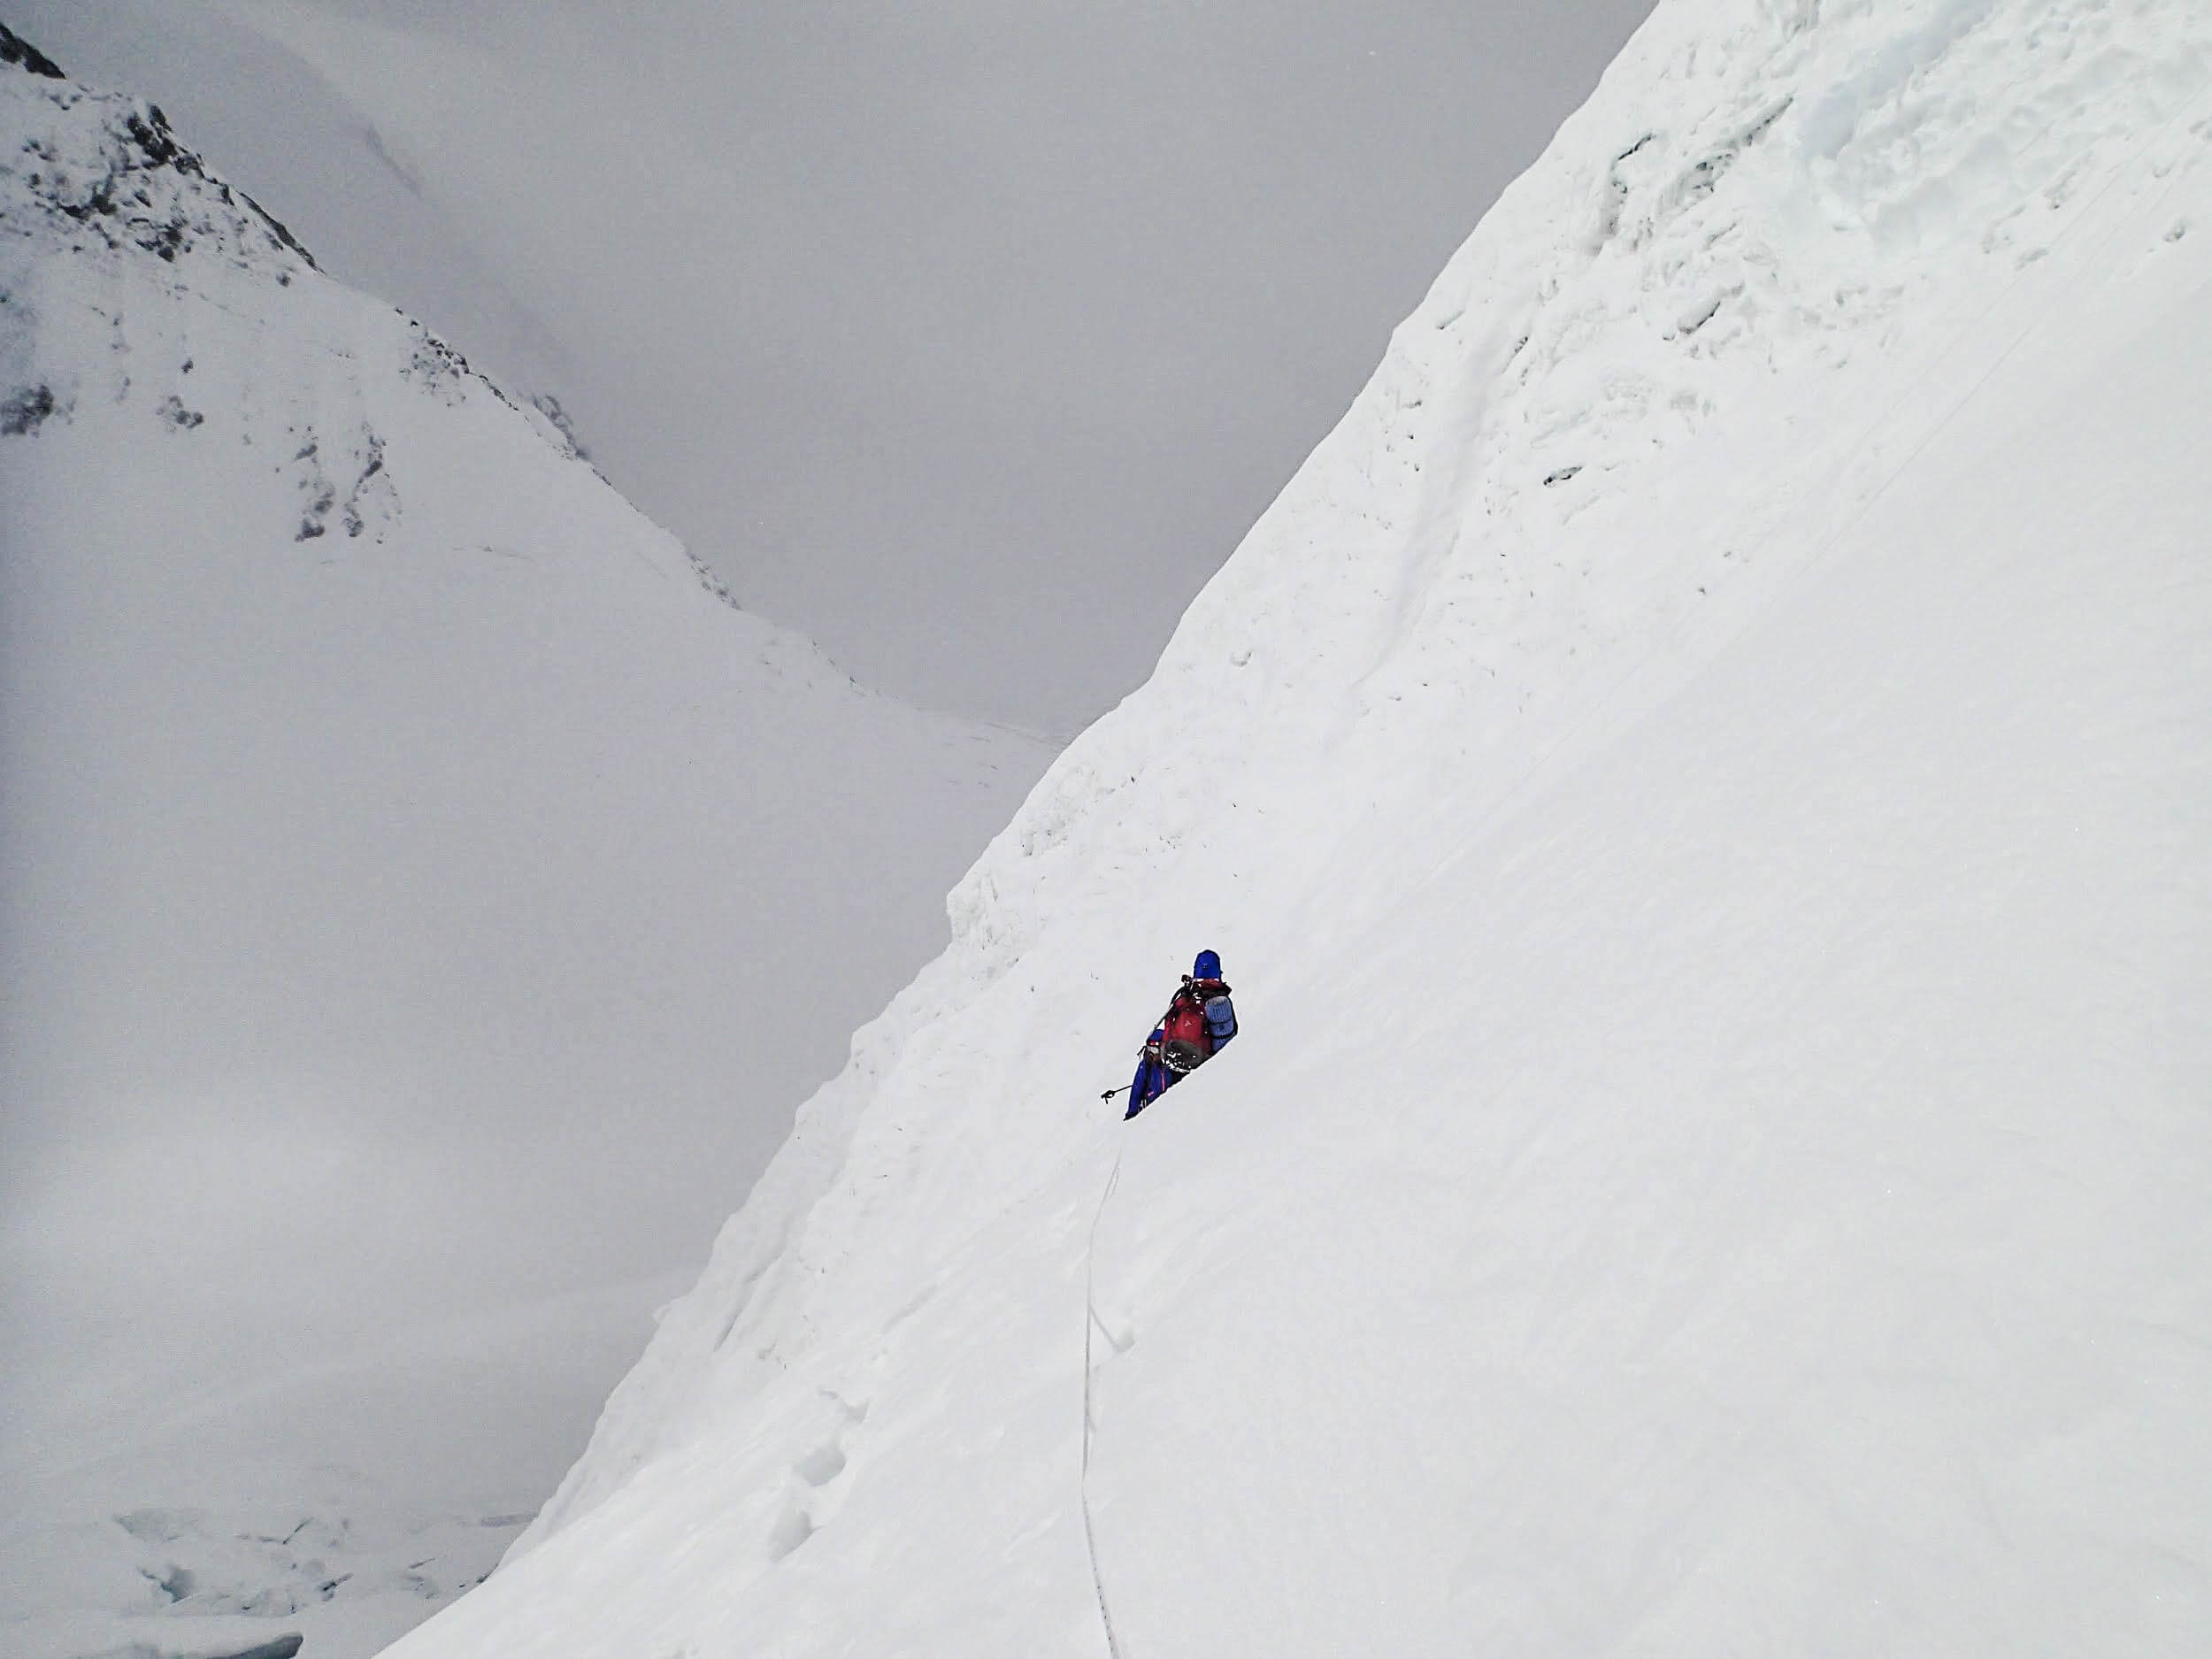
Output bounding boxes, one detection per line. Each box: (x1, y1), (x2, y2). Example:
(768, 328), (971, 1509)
(1159, 989), (1208, 1073)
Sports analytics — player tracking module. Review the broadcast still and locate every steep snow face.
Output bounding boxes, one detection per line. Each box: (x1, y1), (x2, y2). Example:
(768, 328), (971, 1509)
(393, 0), (2206, 1654)
(0, 40), (1053, 1659)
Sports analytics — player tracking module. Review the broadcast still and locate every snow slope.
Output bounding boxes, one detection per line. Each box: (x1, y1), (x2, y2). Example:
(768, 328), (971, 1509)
(372, 0), (2212, 1655)
(0, 35), (1052, 1659)
(394, 0), (2212, 1655)
(376, 0), (2212, 1655)
(380, 0), (2212, 1653)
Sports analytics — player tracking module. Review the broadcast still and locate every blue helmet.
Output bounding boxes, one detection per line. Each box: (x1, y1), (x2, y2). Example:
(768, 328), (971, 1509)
(1193, 949), (1222, 980)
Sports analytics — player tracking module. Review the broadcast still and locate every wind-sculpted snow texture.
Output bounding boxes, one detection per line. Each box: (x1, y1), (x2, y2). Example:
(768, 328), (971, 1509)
(395, 1), (2212, 1655)
(0, 42), (1053, 1659)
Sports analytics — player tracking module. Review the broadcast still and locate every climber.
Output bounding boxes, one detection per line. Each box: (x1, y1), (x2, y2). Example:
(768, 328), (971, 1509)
(1156, 949), (1237, 1077)
(1125, 1026), (1175, 1120)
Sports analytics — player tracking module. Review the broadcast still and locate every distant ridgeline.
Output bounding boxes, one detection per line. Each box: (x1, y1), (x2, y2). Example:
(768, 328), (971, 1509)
(0, 21), (741, 595)
(0, 21), (314, 276)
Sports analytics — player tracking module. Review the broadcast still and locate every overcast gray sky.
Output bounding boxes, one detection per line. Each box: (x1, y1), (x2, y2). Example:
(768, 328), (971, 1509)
(14, 0), (1657, 733)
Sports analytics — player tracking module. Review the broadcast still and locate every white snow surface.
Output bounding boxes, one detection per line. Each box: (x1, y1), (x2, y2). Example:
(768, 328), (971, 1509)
(0, 46), (1051, 1659)
(377, 0), (2212, 1654)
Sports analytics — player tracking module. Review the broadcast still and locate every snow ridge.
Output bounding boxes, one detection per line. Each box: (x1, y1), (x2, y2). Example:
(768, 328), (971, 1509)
(0, 35), (755, 596)
(1, 26), (314, 283)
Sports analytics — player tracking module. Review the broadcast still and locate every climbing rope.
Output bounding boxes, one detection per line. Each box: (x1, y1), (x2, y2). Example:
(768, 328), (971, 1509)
(1080, 1139), (1128, 1659)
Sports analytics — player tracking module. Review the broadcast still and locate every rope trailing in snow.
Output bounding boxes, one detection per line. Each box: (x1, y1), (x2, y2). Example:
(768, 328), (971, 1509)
(1080, 1141), (1129, 1659)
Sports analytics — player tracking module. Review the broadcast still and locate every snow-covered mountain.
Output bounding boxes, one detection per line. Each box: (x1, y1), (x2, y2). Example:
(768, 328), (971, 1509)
(0, 29), (1052, 1659)
(3, 0), (587, 458)
(377, 0), (2211, 1655)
